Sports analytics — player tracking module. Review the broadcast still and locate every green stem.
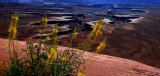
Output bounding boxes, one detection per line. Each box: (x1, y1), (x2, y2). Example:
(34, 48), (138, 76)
(8, 39), (12, 60)
(86, 53), (96, 62)
(39, 27), (43, 52)
(12, 40), (16, 62)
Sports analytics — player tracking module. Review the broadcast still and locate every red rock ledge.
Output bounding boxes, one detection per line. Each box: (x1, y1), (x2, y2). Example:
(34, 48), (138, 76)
(0, 38), (160, 76)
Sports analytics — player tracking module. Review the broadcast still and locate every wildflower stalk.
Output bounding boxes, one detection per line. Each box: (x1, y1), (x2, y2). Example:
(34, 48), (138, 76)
(52, 24), (58, 39)
(41, 12), (47, 31)
(68, 27), (77, 50)
(8, 40), (12, 60)
(8, 12), (19, 62)
(39, 12), (48, 51)
(72, 27), (77, 40)
(52, 24), (58, 52)
(79, 18), (103, 51)
(87, 38), (106, 61)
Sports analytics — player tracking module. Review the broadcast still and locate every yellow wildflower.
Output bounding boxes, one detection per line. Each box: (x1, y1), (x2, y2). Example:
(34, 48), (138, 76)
(72, 27), (77, 39)
(10, 20), (14, 27)
(100, 16), (104, 20)
(78, 66), (86, 76)
(91, 24), (97, 35)
(61, 54), (68, 62)
(52, 24), (58, 38)
(12, 12), (19, 21)
(78, 71), (84, 76)
(41, 12), (48, 28)
(90, 19), (103, 39)
(8, 12), (18, 40)
(48, 48), (57, 64)
(95, 38), (106, 54)
(46, 33), (51, 40)
(8, 25), (17, 40)
(96, 29), (102, 38)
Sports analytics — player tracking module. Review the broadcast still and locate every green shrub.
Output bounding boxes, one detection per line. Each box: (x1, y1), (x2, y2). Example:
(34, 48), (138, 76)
(0, 12), (106, 76)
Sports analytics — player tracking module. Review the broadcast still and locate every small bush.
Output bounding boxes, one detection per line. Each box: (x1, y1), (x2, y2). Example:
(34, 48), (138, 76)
(0, 12), (106, 76)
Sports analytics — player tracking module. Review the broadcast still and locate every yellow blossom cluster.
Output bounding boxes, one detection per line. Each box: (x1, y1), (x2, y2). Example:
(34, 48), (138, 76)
(52, 24), (58, 38)
(8, 26), (17, 40)
(47, 47), (57, 64)
(91, 20), (103, 39)
(61, 54), (68, 62)
(8, 12), (18, 40)
(80, 17), (104, 51)
(41, 12), (48, 28)
(95, 38), (106, 54)
(12, 12), (19, 21)
(46, 33), (51, 40)
(72, 27), (77, 39)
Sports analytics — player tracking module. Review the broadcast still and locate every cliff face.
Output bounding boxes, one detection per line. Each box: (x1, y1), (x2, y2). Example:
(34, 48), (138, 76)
(0, 38), (160, 76)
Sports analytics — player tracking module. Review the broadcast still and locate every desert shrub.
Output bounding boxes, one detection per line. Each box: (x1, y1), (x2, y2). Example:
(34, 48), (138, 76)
(0, 12), (106, 76)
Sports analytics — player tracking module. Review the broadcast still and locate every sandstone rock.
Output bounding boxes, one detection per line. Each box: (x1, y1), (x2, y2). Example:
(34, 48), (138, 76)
(0, 38), (160, 76)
